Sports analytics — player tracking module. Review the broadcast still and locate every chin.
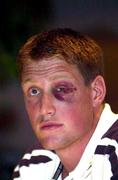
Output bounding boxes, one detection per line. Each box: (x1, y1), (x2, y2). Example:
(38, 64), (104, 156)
(41, 142), (58, 150)
(40, 139), (63, 151)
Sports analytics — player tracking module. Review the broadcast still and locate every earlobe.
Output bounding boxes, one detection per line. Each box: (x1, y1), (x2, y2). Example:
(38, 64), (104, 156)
(91, 75), (106, 107)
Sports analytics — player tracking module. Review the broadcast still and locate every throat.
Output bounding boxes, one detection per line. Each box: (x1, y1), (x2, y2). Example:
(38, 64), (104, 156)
(56, 145), (85, 174)
(56, 129), (94, 173)
(62, 167), (69, 179)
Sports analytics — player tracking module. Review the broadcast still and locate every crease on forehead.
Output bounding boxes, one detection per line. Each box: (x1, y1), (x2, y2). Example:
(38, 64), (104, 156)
(22, 59), (75, 83)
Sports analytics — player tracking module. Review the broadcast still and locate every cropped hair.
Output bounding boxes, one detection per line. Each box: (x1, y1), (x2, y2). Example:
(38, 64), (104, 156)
(17, 28), (104, 85)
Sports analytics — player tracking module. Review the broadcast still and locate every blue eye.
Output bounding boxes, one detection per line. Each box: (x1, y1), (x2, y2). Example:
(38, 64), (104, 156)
(29, 87), (40, 96)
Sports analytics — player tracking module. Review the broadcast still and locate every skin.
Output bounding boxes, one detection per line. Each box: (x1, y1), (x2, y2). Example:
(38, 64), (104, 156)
(21, 57), (106, 173)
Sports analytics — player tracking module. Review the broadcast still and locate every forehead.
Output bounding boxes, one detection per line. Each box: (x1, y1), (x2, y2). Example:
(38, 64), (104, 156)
(21, 57), (84, 84)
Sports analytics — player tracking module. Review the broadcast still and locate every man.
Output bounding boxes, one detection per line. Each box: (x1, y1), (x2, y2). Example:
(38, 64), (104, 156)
(13, 28), (118, 180)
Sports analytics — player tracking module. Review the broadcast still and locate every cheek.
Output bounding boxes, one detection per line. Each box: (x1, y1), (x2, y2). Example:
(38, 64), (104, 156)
(56, 92), (93, 127)
(25, 99), (39, 122)
(63, 105), (82, 124)
(60, 104), (93, 138)
(55, 99), (80, 123)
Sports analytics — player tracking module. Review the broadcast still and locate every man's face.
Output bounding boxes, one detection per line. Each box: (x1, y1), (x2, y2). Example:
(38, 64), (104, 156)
(21, 58), (97, 151)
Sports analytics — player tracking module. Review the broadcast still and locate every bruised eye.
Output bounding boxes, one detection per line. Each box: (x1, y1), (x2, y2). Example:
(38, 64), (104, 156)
(56, 86), (73, 94)
(29, 87), (40, 96)
(53, 83), (77, 101)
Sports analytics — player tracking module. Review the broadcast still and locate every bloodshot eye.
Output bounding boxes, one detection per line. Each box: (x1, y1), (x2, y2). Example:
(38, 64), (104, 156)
(29, 87), (40, 96)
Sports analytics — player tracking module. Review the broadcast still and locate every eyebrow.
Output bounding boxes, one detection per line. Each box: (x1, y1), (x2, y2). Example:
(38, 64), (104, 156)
(21, 78), (36, 86)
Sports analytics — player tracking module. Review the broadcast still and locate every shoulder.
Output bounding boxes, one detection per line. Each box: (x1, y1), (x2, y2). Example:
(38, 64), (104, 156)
(19, 146), (55, 167)
(94, 119), (118, 179)
(95, 119), (118, 155)
(102, 119), (118, 142)
(12, 143), (60, 180)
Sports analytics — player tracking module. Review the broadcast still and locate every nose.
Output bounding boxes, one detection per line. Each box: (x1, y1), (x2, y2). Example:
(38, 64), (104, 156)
(40, 93), (56, 119)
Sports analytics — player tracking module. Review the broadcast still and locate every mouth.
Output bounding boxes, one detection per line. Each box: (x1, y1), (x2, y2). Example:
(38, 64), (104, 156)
(40, 122), (63, 131)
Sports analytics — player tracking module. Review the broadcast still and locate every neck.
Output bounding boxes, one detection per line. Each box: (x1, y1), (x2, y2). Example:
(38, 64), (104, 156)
(56, 130), (93, 173)
(56, 105), (104, 173)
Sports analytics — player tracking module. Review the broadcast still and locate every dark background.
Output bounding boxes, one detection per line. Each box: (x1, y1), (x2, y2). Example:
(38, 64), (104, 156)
(0, 0), (118, 179)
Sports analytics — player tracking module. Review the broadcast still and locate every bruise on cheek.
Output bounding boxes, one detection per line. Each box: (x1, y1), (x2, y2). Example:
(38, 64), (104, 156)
(54, 92), (65, 101)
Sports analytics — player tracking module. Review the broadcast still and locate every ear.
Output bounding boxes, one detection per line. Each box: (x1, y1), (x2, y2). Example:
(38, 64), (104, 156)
(91, 75), (106, 107)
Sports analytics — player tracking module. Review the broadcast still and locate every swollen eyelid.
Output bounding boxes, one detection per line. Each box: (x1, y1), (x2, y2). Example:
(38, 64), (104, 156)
(53, 85), (77, 101)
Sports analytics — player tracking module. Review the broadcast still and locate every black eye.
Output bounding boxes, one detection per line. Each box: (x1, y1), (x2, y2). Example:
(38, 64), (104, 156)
(29, 87), (40, 96)
(56, 86), (75, 94)
(53, 84), (77, 101)
(56, 86), (67, 93)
